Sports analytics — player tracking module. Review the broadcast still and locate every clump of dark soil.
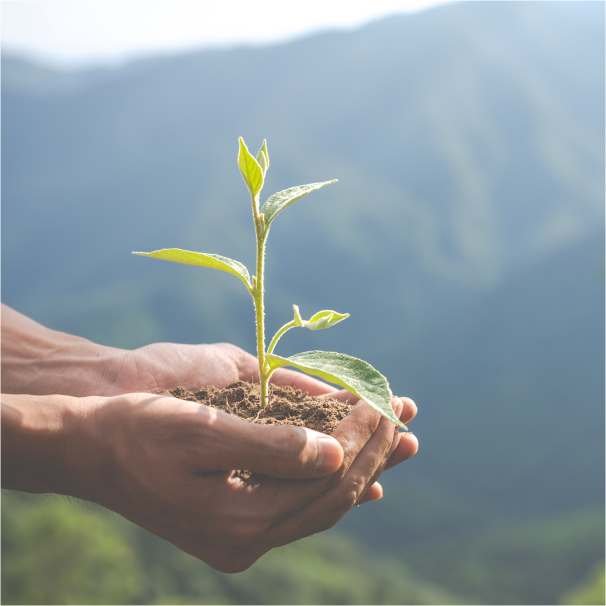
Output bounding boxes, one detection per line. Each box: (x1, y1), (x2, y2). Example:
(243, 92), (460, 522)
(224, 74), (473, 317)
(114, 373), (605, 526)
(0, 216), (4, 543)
(158, 380), (353, 435)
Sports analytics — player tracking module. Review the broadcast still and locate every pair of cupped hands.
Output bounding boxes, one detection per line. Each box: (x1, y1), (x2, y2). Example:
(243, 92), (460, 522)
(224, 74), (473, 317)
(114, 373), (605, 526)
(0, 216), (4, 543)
(2, 308), (417, 573)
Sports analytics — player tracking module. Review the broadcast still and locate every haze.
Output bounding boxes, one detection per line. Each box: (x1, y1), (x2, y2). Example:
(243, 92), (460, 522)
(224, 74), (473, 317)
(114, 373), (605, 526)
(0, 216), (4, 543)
(2, 0), (457, 68)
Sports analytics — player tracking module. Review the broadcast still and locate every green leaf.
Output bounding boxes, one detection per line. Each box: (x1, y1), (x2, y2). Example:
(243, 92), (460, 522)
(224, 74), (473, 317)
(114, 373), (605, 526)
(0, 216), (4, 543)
(238, 137), (264, 197)
(266, 351), (406, 429)
(260, 180), (337, 226)
(304, 310), (349, 330)
(132, 248), (251, 289)
(256, 140), (269, 176)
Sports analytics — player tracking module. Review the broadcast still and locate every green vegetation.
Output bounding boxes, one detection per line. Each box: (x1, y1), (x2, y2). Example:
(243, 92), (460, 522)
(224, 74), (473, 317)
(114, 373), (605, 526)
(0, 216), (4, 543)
(1, 494), (142, 605)
(394, 508), (605, 605)
(1, 493), (465, 605)
(561, 562), (605, 605)
(133, 138), (404, 427)
(2, 2), (603, 604)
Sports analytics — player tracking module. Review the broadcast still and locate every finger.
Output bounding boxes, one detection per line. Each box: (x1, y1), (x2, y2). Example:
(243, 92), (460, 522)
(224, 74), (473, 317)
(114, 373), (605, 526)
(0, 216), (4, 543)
(331, 409), (397, 508)
(202, 406), (344, 479)
(237, 398), (395, 523)
(352, 402), (403, 503)
(269, 368), (334, 396)
(241, 399), (384, 512)
(263, 404), (399, 547)
(385, 432), (419, 470)
(330, 400), (382, 477)
(397, 397), (417, 424)
(357, 481), (383, 504)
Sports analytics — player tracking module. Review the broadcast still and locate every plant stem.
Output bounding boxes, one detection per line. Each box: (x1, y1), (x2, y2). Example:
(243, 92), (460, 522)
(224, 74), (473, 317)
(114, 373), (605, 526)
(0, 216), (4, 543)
(267, 320), (297, 355)
(252, 195), (270, 407)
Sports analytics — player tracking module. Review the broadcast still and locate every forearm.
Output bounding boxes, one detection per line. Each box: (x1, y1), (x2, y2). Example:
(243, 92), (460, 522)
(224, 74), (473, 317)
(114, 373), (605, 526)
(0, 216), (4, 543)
(1, 393), (102, 496)
(1, 304), (124, 396)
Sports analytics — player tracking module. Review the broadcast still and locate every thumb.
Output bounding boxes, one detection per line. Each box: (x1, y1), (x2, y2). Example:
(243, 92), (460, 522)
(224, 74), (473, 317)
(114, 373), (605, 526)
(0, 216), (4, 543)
(216, 418), (344, 479)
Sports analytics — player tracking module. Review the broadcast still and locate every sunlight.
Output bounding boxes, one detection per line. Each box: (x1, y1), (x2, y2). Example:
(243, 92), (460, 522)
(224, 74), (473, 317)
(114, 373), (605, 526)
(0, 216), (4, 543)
(2, 0), (459, 68)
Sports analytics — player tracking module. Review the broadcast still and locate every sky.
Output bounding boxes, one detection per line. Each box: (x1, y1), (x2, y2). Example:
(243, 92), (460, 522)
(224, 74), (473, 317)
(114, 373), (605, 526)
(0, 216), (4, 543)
(2, 0), (457, 69)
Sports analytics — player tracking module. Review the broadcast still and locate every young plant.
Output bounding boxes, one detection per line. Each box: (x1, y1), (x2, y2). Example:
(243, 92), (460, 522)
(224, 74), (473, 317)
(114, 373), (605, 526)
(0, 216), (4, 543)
(133, 138), (406, 429)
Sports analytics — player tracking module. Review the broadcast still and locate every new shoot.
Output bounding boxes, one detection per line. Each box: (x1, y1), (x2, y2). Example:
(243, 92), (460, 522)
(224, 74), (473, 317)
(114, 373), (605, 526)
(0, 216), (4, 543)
(134, 138), (406, 429)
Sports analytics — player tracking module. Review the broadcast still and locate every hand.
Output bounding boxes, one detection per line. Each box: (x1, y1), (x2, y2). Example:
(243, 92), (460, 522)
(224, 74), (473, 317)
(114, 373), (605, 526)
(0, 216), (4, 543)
(2, 304), (418, 498)
(61, 394), (416, 572)
(1, 303), (351, 397)
(2, 389), (415, 572)
(102, 341), (419, 497)
(2, 310), (418, 570)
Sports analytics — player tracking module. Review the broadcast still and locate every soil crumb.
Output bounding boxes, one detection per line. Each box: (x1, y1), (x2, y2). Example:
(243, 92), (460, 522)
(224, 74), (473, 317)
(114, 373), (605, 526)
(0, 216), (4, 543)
(158, 381), (353, 435)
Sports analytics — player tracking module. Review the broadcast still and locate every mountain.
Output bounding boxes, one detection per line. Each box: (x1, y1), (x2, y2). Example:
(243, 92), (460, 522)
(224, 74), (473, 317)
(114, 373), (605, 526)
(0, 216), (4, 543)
(1, 2), (603, 604)
(2, 2), (603, 347)
(382, 231), (605, 516)
(337, 232), (604, 603)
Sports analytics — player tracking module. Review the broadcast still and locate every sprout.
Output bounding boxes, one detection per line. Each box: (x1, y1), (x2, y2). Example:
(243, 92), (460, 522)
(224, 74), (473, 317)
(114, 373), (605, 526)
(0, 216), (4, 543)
(134, 138), (406, 429)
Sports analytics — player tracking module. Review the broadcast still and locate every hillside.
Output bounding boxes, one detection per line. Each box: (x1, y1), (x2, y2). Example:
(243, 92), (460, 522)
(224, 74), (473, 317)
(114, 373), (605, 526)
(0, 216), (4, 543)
(1, 2), (604, 604)
(338, 232), (604, 603)
(381, 232), (605, 515)
(2, 493), (467, 606)
(2, 2), (603, 347)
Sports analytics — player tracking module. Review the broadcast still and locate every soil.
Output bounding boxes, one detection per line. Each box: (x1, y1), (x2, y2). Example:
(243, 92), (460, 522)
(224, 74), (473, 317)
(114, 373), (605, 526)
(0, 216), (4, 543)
(158, 380), (353, 435)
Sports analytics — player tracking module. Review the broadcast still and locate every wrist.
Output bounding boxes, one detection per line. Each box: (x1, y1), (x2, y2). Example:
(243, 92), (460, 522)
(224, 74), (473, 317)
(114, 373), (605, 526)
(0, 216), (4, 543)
(2, 305), (125, 396)
(1, 393), (107, 498)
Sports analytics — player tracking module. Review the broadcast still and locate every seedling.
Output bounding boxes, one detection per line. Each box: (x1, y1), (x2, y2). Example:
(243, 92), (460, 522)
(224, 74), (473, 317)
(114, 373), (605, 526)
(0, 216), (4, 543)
(134, 139), (406, 429)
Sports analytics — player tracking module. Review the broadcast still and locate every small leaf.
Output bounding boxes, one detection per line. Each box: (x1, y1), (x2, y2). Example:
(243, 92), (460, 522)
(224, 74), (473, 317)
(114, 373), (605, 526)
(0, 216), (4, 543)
(238, 137), (264, 197)
(133, 248), (251, 289)
(304, 310), (349, 330)
(260, 180), (337, 226)
(293, 304), (304, 327)
(266, 351), (406, 429)
(256, 140), (269, 176)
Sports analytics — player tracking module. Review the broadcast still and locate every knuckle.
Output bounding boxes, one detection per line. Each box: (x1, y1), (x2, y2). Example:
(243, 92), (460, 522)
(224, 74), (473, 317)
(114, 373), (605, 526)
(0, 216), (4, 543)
(337, 478), (365, 511)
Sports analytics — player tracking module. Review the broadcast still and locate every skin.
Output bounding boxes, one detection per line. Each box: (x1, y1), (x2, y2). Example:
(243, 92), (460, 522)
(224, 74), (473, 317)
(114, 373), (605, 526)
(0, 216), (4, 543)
(1, 304), (418, 573)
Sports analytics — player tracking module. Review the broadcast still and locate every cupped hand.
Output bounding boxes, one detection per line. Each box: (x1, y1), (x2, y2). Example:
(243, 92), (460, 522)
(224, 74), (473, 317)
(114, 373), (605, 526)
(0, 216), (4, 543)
(67, 389), (412, 572)
(3, 304), (418, 571)
(111, 341), (418, 486)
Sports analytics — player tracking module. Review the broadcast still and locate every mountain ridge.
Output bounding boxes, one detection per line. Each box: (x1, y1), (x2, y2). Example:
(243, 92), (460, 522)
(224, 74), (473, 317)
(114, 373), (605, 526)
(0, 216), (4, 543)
(1, 4), (603, 603)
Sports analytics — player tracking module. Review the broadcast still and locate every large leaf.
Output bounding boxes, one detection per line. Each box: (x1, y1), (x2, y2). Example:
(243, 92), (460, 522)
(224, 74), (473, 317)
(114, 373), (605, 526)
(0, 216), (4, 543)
(238, 137), (264, 198)
(266, 351), (406, 429)
(260, 180), (337, 226)
(132, 248), (251, 289)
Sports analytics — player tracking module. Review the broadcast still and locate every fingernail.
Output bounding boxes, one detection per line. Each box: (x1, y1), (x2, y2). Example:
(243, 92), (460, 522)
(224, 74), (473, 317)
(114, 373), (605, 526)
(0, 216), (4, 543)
(315, 435), (343, 474)
(395, 400), (403, 418)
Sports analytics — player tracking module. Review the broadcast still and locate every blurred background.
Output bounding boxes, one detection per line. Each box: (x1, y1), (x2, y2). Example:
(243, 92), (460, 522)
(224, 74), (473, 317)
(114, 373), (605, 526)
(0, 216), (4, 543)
(2, 1), (604, 604)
